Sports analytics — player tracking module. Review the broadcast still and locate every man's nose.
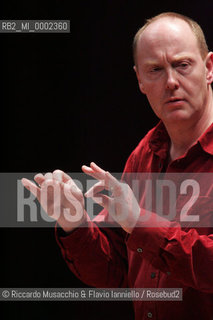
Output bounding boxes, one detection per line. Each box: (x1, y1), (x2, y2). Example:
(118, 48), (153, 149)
(165, 69), (179, 90)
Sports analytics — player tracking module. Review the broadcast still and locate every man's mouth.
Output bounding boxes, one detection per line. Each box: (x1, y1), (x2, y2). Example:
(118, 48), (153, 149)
(165, 97), (185, 105)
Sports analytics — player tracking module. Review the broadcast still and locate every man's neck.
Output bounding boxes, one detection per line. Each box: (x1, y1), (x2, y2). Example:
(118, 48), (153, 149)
(164, 92), (213, 162)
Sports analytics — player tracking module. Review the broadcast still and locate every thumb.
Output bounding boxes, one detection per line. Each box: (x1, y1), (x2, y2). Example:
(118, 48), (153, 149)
(91, 194), (114, 211)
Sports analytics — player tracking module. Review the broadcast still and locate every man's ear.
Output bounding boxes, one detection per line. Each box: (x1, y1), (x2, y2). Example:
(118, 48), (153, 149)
(133, 65), (146, 94)
(205, 52), (213, 85)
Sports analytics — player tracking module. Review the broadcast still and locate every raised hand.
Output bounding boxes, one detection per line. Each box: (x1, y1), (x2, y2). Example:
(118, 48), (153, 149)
(82, 162), (140, 233)
(22, 170), (86, 232)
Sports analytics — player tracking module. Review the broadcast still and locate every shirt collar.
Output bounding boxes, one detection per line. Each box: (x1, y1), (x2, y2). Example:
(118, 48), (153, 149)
(198, 122), (213, 156)
(149, 121), (213, 157)
(149, 121), (170, 159)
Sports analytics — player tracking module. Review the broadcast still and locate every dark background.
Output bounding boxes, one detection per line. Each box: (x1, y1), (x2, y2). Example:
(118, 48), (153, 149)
(1, 0), (213, 319)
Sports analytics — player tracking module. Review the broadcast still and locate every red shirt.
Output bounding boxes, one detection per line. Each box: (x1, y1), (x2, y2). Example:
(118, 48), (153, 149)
(56, 121), (213, 320)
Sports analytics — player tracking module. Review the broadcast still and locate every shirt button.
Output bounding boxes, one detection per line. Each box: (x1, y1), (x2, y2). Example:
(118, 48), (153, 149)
(151, 272), (156, 279)
(137, 248), (143, 253)
(147, 312), (153, 318)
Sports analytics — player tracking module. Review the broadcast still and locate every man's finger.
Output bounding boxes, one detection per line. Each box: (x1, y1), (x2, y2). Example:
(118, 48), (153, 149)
(34, 173), (45, 186)
(44, 172), (53, 179)
(105, 171), (122, 196)
(90, 162), (106, 174)
(92, 194), (112, 210)
(82, 163), (121, 195)
(82, 165), (105, 180)
(21, 178), (41, 201)
(63, 181), (83, 201)
(53, 170), (71, 183)
(84, 181), (106, 198)
(90, 163), (120, 190)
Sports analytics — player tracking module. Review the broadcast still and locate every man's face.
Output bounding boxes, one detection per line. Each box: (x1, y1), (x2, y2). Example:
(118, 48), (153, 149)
(134, 18), (213, 125)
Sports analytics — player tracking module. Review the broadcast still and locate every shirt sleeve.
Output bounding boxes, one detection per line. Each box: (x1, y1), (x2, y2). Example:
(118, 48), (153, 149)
(55, 143), (141, 288)
(55, 211), (128, 288)
(127, 208), (213, 293)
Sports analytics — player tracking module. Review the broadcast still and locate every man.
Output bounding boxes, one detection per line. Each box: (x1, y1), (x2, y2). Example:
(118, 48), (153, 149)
(22, 12), (213, 320)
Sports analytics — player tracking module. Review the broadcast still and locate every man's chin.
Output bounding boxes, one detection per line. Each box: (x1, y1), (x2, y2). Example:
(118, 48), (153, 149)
(163, 110), (192, 123)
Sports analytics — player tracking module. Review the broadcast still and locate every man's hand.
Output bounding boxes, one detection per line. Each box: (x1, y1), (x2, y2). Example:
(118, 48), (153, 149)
(82, 162), (140, 233)
(22, 170), (86, 232)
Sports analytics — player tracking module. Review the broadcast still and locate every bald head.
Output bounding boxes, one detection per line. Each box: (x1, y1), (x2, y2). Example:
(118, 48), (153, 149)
(133, 12), (209, 66)
(136, 18), (202, 69)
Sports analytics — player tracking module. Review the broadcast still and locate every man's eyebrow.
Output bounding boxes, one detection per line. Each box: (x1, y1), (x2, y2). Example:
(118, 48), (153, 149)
(143, 60), (159, 66)
(142, 61), (161, 70)
(172, 55), (194, 62)
(143, 56), (194, 67)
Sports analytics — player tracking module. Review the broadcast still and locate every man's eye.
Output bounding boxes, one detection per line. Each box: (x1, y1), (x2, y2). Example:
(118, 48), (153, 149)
(178, 62), (189, 68)
(150, 67), (161, 72)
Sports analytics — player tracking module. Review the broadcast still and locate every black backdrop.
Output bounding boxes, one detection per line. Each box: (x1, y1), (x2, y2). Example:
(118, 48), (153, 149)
(1, 1), (213, 319)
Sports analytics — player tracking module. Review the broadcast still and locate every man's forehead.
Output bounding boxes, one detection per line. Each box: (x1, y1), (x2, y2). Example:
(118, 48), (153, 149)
(138, 17), (195, 45)
(136, 17), (200, 61)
